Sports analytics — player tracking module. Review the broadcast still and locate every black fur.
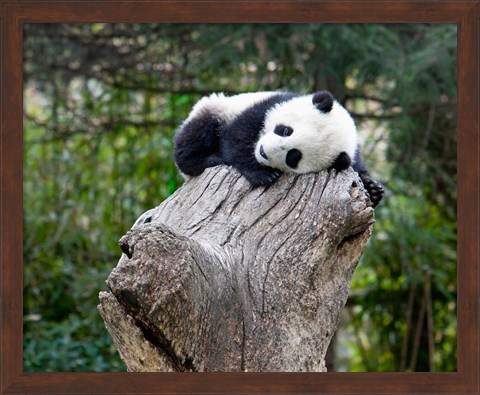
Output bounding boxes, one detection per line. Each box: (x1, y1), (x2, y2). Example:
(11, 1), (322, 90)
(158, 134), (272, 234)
(173, 109), (225, 176)
(330, 151), (351, 172)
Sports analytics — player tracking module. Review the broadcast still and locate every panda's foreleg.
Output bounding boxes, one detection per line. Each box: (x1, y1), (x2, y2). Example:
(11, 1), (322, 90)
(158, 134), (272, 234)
(173, 112), (225, 176)
(352, 147), (385, 207)
(221, 136), (282, 187)
(223, 144), (282, 187)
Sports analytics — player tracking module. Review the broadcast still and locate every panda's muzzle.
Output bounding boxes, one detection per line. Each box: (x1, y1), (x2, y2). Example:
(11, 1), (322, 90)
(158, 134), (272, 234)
(259, 145), (269, 160)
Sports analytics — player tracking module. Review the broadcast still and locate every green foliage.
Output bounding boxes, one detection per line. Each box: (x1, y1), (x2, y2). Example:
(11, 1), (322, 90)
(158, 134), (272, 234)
(339, 181), (457, 372)
(23, 23), (457, 372)
(24, 314), (125, 372)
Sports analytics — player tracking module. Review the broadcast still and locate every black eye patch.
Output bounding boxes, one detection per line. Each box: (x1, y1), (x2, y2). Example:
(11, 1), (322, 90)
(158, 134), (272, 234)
(286, 149), (302, 169)
(274, 125), (293, 137)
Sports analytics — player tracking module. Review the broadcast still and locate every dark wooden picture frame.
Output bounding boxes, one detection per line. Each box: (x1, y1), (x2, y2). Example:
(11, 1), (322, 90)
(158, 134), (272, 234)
(1, 1), (479, 394)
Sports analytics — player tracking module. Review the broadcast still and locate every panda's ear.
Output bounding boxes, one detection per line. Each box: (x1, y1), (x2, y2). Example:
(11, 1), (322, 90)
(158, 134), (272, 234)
(312, 91), (334, 113)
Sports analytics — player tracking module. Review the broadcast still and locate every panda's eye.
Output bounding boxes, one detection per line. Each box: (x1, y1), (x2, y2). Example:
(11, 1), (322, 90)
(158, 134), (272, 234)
(274, 125), (293, 137)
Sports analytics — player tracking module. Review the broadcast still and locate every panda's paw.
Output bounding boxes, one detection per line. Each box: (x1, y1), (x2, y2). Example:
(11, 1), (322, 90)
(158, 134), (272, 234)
(247, 168), (282, 188)
(361, 174), (385, 207)
(266, 169), (283, 186)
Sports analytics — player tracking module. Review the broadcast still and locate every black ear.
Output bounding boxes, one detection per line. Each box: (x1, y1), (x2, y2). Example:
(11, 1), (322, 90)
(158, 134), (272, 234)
(312, 91), (334, 113)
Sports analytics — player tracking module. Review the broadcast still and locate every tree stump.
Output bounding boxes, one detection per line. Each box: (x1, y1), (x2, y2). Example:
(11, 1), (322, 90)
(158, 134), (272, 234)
(98, 165), (375, 372)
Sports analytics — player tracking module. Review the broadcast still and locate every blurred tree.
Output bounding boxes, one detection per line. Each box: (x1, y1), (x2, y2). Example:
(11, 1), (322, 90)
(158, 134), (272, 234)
(23, 23), (456, 372)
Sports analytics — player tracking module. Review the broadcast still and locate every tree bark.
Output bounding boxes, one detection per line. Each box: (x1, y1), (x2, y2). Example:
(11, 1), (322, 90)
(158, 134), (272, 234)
(98, 165), (375, 372)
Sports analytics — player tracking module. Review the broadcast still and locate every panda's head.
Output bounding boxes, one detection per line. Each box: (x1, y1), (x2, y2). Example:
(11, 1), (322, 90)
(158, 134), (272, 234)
(254, 91), (358, 173)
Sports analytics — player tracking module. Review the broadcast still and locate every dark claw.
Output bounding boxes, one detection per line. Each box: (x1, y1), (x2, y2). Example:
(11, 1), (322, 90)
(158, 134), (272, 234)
(265, 170), (282, 186)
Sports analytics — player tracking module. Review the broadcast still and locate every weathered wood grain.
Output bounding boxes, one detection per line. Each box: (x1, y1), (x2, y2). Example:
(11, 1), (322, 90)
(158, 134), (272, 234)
(99, 166), (375, 372)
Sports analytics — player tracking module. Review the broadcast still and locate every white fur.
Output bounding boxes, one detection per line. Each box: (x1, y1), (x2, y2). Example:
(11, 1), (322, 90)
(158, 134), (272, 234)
(184, 91), (278, 125)
(254, 95), (357, 173)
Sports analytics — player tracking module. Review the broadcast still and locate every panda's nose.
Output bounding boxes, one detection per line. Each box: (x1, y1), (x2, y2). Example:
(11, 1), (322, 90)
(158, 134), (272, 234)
(259, 145), (269, 160)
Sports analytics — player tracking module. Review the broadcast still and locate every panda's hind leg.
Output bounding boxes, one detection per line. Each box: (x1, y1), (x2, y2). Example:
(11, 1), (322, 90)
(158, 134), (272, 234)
(352, 148), (385, 207)
(174, 110), (225, 176)
(359, 173), (385, 208)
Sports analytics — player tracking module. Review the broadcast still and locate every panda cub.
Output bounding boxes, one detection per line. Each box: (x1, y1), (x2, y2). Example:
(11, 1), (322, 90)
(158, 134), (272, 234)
(174, 91), (384, 207)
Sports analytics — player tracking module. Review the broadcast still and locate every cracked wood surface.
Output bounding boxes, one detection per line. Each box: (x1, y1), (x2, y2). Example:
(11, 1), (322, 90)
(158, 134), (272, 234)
(98, 165), (375, 372)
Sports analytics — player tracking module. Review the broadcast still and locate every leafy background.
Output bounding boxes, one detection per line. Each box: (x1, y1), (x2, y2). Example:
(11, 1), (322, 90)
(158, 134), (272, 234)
(23, 23), (457, 372)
